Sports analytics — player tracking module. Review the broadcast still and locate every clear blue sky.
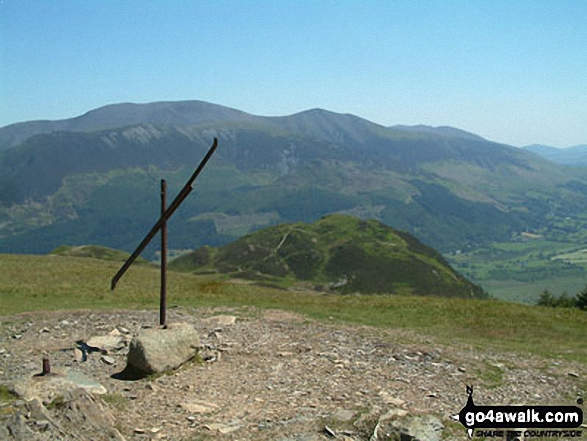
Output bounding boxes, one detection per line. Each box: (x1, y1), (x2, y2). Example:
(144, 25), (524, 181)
(1, 0), (586, 147)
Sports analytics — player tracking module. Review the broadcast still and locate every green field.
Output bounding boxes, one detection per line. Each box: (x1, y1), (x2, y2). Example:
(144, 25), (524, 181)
(1, 253), (586, 365)
(448, 237), (587, 304)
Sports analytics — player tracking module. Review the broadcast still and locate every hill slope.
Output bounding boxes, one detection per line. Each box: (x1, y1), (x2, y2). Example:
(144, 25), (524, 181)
(170, 214), (485, 298)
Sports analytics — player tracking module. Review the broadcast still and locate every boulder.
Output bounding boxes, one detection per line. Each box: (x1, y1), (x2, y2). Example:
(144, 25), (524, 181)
(126, 322), (200, 375)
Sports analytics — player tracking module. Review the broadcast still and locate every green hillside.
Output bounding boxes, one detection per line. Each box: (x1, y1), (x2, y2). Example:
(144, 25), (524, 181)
(170, 214), (485, 298)
(0, 252), (585, 364)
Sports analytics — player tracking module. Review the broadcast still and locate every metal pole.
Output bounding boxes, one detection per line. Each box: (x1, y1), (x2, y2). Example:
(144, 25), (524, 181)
(42, 355), (50, 375)
(111, 138), (218, 291)
(160, 179), (167, 327)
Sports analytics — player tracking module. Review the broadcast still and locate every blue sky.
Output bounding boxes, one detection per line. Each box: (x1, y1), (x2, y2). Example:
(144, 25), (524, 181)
(1, 0), (586, 147)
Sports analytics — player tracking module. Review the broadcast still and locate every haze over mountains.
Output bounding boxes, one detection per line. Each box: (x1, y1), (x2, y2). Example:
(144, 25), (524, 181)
(523, 144), (587, 166)
(1, 100), (587, 271)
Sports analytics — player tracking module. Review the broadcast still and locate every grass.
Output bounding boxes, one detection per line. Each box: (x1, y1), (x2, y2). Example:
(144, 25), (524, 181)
(1, 253), (587, 364)
(101, 393), (127, 411)
(448, 238), (587, 303)
(480, 276), (587, 304)
(0, 384), (17, 405)
(474, 361), (505, 389)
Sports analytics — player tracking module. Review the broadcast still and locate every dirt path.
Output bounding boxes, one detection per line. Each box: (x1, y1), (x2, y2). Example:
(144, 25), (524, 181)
(0, 307), (584, 440)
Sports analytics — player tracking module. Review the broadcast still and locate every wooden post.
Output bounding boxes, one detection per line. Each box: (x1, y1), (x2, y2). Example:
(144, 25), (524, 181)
(160, 179), (167, 327)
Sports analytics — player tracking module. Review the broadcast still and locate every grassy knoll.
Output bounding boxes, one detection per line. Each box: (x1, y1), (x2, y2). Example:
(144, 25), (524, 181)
(1, 253), (586, 364)
(170, 215), (486, 299)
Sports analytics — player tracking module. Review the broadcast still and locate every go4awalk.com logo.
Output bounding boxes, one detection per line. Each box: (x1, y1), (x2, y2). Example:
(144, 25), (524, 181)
(452, 386), (583, 439)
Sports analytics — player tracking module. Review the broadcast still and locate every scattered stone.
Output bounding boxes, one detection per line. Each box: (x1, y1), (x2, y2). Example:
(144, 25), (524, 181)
(73, 347), (84, 362)
(87, 334), (125, 353)
(390, 415), (444, 441)
(379, 391), (405, 407)
(179, 400), (219, 414)
(324, 425), (337, 438)
(332, 408), (355, 422)
(0, 307), (582, 441)
(100, 355), (116, 365)
(204, 422), (242, 434)
(34, 419), (50, 430)
(117, 326), (131, 335)
(203, 315), (237, 327)
(145, 382), (159, 391)
(126, 322), (200, 375)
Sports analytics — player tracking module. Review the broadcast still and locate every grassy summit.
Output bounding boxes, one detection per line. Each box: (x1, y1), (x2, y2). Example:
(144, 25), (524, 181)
(170, 214), (485, 298)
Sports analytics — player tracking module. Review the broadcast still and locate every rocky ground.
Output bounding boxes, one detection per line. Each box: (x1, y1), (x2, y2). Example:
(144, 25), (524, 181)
(0, 306), (585, 440)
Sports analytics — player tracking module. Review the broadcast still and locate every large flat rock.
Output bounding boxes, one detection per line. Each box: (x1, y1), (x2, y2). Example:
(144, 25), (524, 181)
(126, 322), (200, 375)
(11, 368), (107, 402)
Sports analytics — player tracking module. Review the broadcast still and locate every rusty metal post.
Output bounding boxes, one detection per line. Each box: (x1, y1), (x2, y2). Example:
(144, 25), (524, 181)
(42, 354), (50, 375)
(160, 179), (167, 327)
(111, 138), (218, 291)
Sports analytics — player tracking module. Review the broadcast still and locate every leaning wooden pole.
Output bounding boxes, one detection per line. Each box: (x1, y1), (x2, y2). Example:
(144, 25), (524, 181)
(111, 138), (218, 291)
(160, 179), (167, 327)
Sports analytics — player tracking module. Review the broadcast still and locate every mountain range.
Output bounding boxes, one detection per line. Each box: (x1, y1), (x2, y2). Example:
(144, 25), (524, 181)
(523, 144), (587, 166)
(1, 100), (587, 269)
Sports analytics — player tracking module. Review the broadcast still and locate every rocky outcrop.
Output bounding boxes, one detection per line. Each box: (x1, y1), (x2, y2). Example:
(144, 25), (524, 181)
(0, 388), (124, 440)
(11, 368), (107, 402)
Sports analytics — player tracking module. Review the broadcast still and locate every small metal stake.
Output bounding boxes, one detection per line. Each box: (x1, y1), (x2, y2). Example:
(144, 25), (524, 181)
(160, 179), (167, 327)
(42, 355), (50, 375)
